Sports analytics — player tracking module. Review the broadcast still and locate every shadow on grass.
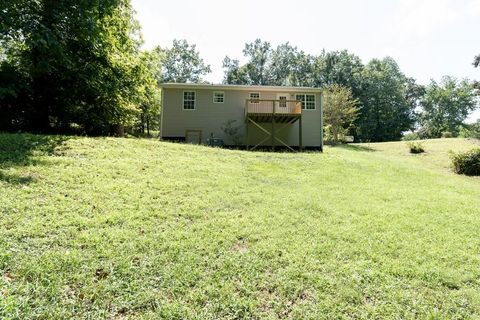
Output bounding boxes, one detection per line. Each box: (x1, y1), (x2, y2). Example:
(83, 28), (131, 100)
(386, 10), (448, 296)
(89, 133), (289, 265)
(335, 144), (377, 152)
(0, 133), (70, 185)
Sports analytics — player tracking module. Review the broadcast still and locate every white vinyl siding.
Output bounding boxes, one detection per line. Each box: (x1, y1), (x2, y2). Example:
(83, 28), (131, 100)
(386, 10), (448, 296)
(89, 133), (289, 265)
(295, 93), (316, 110)
(183, 91), (195, 110)
(213, 91), (224, 103)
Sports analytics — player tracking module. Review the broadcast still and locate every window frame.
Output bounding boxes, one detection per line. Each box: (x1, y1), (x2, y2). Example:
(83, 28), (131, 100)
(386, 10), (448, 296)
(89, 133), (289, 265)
(213, 91), (225, 104)
(295, 93), (316, 110)
(249, 92), (260, 104)
(183, 90), (196, 110)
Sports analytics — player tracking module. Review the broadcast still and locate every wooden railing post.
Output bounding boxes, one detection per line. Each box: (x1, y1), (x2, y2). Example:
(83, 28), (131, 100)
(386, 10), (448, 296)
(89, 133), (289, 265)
(271, 100), (275, 151)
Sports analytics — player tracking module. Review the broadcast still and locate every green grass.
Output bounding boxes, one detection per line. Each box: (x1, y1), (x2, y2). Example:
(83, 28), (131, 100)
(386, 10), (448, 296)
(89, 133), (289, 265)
(1, 133), (479, 319)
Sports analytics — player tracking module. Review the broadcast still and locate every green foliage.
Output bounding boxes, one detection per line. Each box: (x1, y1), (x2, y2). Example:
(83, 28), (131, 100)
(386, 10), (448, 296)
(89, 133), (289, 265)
(458, 120), (480, 139)
(1, 133), (480, 318)
(159, 39), (211, 83)
(221, 119), (243, 146)
(450, 148), (480, 175)
(223, 41), (418, 142)
(0, 0), (155, 134)
(406, 141), (425, 153)
(402, 132), (420, 141)
(323, 84), (359, 144)
(419, 76), (478, 138)
(222, 39), (314, 86)
(355, 58), (417, 142)
(441, 131), (453, 138)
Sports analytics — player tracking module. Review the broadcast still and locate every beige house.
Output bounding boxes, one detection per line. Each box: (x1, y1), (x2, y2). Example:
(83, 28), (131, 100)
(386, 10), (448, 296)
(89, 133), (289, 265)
(159, 83), (323, 151)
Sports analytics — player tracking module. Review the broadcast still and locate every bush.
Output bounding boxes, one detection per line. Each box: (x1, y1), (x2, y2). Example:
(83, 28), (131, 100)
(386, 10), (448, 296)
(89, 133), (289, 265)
(402, 132), (420, 141)
(441, 131), (453, 138)
(450, 148), (480, 176)
(406, 141), (425, 154)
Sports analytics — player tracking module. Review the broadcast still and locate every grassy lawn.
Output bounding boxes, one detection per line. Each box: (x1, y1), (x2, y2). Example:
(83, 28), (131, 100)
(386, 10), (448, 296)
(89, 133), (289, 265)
(1, 134), (479, 319)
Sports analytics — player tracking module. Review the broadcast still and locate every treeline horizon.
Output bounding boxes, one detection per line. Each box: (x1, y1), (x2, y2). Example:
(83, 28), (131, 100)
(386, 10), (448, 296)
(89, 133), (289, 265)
(1, 1), (478, 141)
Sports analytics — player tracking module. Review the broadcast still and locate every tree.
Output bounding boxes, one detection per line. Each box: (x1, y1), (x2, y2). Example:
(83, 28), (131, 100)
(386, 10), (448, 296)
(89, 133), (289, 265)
(223, 40), (314, 86)
(419, 76), (478, 138)
(323, 84), (360, 144)
(0, 0), (149, 134)
(242, 39), (272, 85)
(136, 49), (163, 135)
(160, 39), (211, 83)
(312, 50), (364, 91)
(474, 55), (480, 68)
(268, 43), (314, 86)
(355, 58), (415, 141)
(222, 56), (249, 85)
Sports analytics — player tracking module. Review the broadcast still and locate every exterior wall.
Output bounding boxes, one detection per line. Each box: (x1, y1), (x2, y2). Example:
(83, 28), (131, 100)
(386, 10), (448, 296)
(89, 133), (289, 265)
(161, 88), (323, 148)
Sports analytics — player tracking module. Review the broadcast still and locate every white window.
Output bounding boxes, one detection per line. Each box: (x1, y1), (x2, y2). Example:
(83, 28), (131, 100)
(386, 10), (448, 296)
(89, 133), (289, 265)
(249, 92), (260, 104)
(213, 91), (224, 103)
(295, 93), (316, 110)
(183, 91), (195, 110)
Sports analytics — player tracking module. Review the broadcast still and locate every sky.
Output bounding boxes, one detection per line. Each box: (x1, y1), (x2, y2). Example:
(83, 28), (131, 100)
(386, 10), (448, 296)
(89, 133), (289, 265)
(131, 0), (480, 120)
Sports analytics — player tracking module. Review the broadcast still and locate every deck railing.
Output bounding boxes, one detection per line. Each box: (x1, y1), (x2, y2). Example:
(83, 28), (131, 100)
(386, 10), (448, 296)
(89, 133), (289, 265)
(245, 99), (302, 115)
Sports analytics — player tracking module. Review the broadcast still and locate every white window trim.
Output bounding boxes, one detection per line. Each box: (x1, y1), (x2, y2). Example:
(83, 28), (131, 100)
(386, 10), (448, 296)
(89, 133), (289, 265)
(295, 93), (316, 110)
(213, 91), (225, 104)
(249, 92), (260, 104)
(183, 90), (196, 110)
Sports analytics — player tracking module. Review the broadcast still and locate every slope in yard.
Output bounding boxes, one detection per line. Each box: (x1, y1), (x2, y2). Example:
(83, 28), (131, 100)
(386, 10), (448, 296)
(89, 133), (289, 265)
(1, 134), (479, 319)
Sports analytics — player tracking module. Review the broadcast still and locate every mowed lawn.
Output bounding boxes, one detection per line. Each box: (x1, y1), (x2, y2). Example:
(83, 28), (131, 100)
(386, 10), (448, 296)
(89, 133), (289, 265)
(1, 134), (479, 319)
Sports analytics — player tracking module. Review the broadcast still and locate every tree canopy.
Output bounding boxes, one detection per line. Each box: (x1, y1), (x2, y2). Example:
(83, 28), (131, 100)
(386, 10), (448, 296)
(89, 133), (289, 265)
(323, 84), (360, 144)
(159, 39), (211, 83)
(0, 0), (158, 134)
(419, 76), (478, 138)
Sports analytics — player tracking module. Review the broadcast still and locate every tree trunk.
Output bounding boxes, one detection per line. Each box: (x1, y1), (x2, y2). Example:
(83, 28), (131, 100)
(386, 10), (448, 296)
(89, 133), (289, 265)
(113, 124), (125, 137)
(146, 115), (150, 136)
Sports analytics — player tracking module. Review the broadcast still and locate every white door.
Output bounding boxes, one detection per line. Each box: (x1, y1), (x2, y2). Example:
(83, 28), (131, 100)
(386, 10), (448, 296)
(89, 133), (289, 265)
(277, 93), (289, 109)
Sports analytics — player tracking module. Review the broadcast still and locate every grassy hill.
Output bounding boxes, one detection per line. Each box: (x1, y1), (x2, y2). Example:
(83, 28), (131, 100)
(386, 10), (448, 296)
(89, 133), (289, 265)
(1, 134), (479, 319)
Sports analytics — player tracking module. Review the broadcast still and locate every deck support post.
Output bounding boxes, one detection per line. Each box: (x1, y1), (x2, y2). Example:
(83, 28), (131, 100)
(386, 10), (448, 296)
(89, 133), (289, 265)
(245, 99), (249, 150)
(271, 101), (275, 151)
(299, 112), (303, 152)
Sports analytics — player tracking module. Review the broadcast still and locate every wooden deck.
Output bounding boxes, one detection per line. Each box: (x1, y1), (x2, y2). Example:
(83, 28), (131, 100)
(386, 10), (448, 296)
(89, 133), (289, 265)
(245, 99), (302, 123)
(245, 99), (303, 151)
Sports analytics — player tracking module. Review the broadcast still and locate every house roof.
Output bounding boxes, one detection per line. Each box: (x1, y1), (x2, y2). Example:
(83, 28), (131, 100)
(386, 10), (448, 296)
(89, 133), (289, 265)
(159, 83), (322, 93)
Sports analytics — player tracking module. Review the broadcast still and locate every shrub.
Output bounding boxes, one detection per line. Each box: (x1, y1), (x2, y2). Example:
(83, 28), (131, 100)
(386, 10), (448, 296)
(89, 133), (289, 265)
(450, 148), (480, 176)
(402, 132), (420, 141)
(406, 141), (425, 154)
(441, 131), (453, 138)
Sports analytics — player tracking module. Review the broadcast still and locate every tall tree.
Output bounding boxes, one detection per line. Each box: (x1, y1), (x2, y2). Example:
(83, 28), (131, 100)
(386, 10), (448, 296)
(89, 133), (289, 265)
(419, 76), (478, 138)
(355, 58), (415, 141)
(222, 56), (249, 85)
(160, 39), (211, 83)
(0, 0), (150, 134)
(323, 84), (360, 144)
(242, 39), (272, 85)
(312, 50), (364, 91)
(223, 40), (314, 86)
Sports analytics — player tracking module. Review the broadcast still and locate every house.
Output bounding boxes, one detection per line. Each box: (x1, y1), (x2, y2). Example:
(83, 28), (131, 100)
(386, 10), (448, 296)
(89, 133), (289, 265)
(159, 83), (323, 151)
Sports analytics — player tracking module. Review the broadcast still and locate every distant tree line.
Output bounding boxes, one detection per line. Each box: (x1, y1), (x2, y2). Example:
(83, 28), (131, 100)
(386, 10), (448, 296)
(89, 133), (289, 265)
(0, 1), (478, 141)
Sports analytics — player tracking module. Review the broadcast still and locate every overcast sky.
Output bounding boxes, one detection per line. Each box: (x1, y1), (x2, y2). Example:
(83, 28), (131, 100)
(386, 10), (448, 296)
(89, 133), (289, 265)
(132, 0), (480, 120)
